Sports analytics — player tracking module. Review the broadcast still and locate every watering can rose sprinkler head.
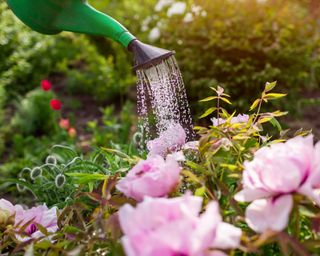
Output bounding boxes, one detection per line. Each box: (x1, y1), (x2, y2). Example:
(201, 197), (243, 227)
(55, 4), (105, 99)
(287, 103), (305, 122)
(128, 40), (175, 71)
(6, 0), (174, 71)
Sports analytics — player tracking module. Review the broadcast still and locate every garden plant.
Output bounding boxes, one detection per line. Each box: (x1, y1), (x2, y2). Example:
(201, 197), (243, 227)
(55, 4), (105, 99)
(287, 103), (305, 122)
(1, 81), (320, 255)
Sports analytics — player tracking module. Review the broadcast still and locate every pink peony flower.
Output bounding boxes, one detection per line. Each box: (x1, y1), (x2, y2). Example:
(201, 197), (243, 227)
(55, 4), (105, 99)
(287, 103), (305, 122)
(235, 135), (320, 233)
(211, 114), (249, 127)
(0, 199), (15, 215)
(116, 155), (181, 201)
(15, 204), (58, 241)
(0, 199), (58, 241)
(0, 199), (23, 225)
(118, 195), (242, 256)
(147, 123), (187, 156)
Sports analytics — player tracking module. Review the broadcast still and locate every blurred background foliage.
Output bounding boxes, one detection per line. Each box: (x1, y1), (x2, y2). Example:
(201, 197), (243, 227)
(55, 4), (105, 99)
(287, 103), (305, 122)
(0, 0), (319, 179)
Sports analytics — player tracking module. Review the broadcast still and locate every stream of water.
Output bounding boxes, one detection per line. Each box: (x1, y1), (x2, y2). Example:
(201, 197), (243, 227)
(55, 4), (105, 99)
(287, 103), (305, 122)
(136, 56), (195, 146)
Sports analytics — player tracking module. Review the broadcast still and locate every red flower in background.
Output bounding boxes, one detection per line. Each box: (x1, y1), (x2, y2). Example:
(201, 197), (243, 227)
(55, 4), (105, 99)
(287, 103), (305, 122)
(59, 118), (70, 130)
(50, 99), (62, 111)
(41, 80), (52, 91)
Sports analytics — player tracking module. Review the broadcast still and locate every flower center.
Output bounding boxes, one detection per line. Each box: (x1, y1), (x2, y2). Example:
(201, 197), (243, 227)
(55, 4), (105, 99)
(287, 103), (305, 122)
(26, 223), (38, 235)
(136, 163), (152, 176)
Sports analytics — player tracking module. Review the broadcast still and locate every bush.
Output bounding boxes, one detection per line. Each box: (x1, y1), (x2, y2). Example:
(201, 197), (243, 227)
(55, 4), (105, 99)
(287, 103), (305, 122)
(88, 101), (137, 146)
(0, 85), (6, 154)
(141, 0), (320, 111)
(0, 2), (133, 102)
(52, 34), (135, 102)
(11, 89), (58, 136)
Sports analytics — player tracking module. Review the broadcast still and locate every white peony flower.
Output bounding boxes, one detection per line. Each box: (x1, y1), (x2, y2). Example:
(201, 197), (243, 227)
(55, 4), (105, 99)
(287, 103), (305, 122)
(155, 0), (174, 12)
(183, 12), (194, 23)
(148, 27), (161, 42)
(191, 4), (202, 15)
(167, 2), (187, 17)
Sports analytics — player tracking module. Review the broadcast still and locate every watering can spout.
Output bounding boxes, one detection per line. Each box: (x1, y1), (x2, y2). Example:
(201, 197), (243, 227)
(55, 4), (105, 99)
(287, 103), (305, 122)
(128, 40), (174, 71)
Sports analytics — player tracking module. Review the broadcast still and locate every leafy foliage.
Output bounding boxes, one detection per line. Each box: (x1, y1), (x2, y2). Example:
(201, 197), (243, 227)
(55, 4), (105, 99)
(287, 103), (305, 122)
(146, 0), (320, 111)
(88, 101), (137, 147)
(0, 2), (133, 102)
(2, 83), (319, 255)
(11, 89), (57, 136)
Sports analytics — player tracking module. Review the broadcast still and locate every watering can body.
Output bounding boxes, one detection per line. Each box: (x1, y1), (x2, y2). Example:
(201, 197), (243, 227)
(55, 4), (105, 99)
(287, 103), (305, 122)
(7, 0), (174, 70)
(6, 0), (135, 47)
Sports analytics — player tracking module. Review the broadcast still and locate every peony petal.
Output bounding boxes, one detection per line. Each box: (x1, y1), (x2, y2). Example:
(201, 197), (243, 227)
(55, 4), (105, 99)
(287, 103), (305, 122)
(0, 199), (15, 214)
(152, 219), (194, 254)
(121, 236), (138, 256)
(234, 188), (272, 202)
(245, 195), (293, 233)
(168, 151), (186, 162)
(38, 205), (58, 227)
(212, 222), (242, 250)
(259, 159), (303, 193)
(191, 202), (221, 254)
(118, 204), (138, 236)
(116, 155), (181, 201)
(298, 185), (320, 206)
(206, 250), (228, 256)
(310, 141), (320, 188)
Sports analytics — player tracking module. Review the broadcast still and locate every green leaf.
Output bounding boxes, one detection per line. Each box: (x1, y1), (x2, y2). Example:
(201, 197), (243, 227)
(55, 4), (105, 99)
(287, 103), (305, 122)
(66, 173), (108, 184)
(88, 182), (94, 192)
(220, 164), (238, 172)
(63, 225), (83, 234)
(264, 81), (277, 92)
(199, 96), (217, 102)
(258, 117), (273, 124)
(249, 99), (260, 111)
(195, 186), (206, 197)
(270, 110), (288, 117)
(299, 206), (317, 218)
(263, 93), (287, 100)
(220, 97), (232, 105)
(35, 223), (49, 236)
(200, 107), (217, 118)
(270, 117), (282, 131)
(101, 148), (130, 159)
(182, 170), (202, 184)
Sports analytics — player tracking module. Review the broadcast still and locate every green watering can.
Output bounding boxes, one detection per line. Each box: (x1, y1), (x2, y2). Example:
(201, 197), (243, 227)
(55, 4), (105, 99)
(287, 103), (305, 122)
(6, 0), (173, 70)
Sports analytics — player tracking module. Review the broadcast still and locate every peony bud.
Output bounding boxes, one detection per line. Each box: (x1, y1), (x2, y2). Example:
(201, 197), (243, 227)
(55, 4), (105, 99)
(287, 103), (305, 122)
(41, 80), (52, 91)
(50, 99), (62, 111)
